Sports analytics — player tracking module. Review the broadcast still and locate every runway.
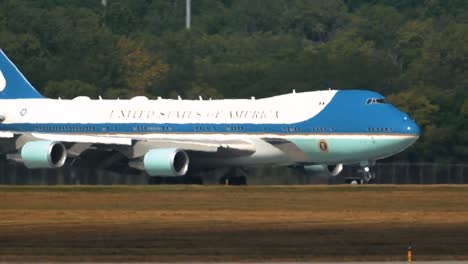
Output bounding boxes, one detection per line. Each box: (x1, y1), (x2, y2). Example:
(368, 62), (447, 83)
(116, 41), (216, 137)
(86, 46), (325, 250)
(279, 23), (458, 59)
(1, 185), (468, 262)
(203, 262), (468, 264)
(309, 262), (468, 264)
(205, 262), (468, 264)
(264, 263), (468, 264)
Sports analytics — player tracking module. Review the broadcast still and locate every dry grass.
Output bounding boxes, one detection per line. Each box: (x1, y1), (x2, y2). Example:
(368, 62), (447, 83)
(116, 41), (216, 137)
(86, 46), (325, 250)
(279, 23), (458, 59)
(1, 185), (468, 262)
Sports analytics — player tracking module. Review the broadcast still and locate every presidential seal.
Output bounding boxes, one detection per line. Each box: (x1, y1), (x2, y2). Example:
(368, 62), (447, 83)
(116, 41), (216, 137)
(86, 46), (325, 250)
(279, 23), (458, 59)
(318, 139), (328, 152)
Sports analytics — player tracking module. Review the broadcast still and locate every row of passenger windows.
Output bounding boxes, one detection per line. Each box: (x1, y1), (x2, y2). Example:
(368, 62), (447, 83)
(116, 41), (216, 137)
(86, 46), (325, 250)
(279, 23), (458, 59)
(312, 127), (333, 132)
(282, 127), (301, 132)
(194, 126), (217, 132)
(135, 126), (172, 131)
(225, 126), (245, 131)
(35, 126), (96, 132)
(368, 127), (393, 132)
(32, 125), (392, 133)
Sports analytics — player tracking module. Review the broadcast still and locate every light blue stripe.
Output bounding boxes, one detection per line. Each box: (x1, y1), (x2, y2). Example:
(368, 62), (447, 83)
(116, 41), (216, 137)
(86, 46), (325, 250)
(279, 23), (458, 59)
(289, 136), (418, 164)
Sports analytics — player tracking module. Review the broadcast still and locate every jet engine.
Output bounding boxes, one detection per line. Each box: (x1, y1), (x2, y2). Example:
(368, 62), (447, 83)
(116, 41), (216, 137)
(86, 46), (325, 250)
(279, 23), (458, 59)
(304, 164), (343, 176)
(21, 141), (67, 169)
(143, 148), (189, 176)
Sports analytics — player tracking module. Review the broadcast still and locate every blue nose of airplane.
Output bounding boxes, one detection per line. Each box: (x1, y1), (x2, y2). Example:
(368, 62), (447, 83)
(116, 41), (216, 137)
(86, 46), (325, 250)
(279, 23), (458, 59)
(403, 115), (420, 136)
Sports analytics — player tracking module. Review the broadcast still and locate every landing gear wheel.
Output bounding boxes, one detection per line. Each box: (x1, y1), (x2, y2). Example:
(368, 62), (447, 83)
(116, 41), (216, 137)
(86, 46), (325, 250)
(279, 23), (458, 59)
(219, 176), (247, 185)
(218, 168), (248, 185)
(345, 178), (363, 184)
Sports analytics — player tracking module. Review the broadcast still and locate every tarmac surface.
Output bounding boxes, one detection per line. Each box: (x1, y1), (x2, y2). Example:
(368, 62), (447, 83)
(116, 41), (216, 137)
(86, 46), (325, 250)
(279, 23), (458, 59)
(278, 263), (468, 264)
(298, 262), (468, 264)
(1, 185), (468, 262)
(107, 262), (468, 264)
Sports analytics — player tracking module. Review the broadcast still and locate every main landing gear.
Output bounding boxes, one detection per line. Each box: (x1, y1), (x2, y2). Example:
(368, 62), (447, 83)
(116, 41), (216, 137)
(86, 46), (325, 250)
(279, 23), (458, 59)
(147, 167), (248, 185)
(218, 167), (248, 185)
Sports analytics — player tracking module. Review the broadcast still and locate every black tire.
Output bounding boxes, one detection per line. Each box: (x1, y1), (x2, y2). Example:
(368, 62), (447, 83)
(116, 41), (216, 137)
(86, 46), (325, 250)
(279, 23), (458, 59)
(219, 176), (247, 185)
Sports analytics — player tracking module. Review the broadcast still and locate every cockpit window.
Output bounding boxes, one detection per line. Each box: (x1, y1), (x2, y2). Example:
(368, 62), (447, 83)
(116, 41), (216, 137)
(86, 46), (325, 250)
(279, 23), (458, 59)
(366, 98), (387, 104)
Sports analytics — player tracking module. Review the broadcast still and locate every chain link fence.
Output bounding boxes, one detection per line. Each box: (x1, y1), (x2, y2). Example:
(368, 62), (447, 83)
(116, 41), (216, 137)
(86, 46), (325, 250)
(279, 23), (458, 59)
(0, 160), (467, 185)
(331, 163), (468, 185)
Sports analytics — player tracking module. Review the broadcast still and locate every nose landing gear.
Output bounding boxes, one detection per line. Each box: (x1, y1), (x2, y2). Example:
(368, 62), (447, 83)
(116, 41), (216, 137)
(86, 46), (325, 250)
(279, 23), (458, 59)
(344, 166), (376, 184)
(361, 166), (376, 184)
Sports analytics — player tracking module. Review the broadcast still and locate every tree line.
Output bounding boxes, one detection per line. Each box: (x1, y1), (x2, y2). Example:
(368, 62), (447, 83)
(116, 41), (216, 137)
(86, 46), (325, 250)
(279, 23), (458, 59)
(0, 0), (466, 163)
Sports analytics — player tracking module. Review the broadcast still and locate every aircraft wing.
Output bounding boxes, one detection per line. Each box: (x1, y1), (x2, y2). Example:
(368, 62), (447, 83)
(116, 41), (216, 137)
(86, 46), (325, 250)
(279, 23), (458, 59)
(262, 137), (310, 163)
(22, 133), (257, 157)
(2, 132), (307, 161)
(1, 131), (316, 165)
(1, 132), (260, 174)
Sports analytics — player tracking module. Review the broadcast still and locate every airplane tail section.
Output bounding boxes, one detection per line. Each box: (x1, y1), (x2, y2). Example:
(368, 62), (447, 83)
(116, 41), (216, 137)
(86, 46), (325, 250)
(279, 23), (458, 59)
(0, 49), (44, 99)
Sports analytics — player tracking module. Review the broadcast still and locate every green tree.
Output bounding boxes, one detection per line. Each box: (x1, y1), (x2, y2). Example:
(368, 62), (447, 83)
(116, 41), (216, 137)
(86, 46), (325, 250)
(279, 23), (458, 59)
(404, 23), (468, 91)
(37, 7), (117, 87)
(44, 80), (98, 99)
(353, 5), (403, 49)
(116, 37), (169, 98)
(395, 20), (433, 70)
(281, 0), (348, 42)
(388, 88), (438, 161)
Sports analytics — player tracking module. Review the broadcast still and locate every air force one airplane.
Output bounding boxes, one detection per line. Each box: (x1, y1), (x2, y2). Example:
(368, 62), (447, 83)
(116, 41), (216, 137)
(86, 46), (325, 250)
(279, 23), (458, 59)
(0, 49), (419, 183)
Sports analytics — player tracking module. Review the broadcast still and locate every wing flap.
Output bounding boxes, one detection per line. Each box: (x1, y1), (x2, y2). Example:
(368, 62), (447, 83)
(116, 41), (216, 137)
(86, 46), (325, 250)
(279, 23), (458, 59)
(131, 139), (256, 158)
(0, 131), (14, 138)
(31, 133), (132, 145)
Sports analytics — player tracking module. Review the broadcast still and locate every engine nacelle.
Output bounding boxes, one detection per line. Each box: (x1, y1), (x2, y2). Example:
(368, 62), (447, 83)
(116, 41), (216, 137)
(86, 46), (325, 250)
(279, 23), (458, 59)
(304, 164), (343, 176)
(143, 148), (189, 177)
(21, 141), (67, 169)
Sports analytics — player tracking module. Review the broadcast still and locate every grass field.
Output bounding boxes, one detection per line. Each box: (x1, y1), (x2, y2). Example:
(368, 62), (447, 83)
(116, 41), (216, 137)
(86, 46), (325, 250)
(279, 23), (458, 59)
(1, 185), (468, 262)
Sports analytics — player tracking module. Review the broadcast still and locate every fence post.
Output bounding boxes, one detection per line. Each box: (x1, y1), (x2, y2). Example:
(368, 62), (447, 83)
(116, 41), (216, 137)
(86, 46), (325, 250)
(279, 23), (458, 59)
(418, 163), (424, 184)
